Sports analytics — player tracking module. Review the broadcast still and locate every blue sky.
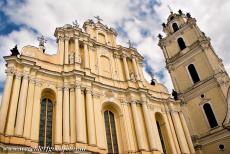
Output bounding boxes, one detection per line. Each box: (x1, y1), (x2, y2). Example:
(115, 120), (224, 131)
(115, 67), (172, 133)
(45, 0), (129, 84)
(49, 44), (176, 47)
(0, 0), (230, 101)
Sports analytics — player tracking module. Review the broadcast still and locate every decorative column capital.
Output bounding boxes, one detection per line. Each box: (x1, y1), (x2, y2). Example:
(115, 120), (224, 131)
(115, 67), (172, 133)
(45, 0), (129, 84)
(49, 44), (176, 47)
(29, 78), (36, 85)
(70, 88), (75, 92)
(35, 80), (42, 87)
(64, 36), (70, 41)
(56, 86), (63, 91)
(63, 86), (70, 91)
(85, 87), (92, 94)
(5, 67), (15, 76)
(121, 54), (127, 59)
(15, 72), (22, 79)
(75, 83), (81, 89)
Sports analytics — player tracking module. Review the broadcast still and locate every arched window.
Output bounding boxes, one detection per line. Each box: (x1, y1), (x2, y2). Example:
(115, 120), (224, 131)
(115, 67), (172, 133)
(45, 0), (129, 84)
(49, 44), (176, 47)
(172, 23), (179, 32)
(39, 98), (53, 147)
(104, 110), (119, 154)
(156, 121), (167, 154)
(188, 64), (200, 83)
(203, 103), (218, 128)
(177, 38), (186, 50)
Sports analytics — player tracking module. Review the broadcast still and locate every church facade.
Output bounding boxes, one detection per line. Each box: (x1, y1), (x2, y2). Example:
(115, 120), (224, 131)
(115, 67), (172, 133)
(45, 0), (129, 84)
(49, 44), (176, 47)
(159, 10), (230, 154)
(0, 10), (229, 154)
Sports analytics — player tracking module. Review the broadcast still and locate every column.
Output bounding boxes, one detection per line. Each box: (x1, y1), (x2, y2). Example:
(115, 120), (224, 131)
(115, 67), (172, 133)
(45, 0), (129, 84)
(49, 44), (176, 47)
(152, 112), (163, 152)
(64, 37), (69, 64)
(122, 55), (130, 80)
(15, 72), (30, 136)
(23, 78), (36, 139)
(30, 81), (42, 141)
(55, 86), (63, 145)
(75, 83), (86, 143)
(63, 86), (70, 143)
(58, 37), (65, 65)
(142, 102), (158, 151)
(130, 101), (145, 150)
(162, 113), (177, 154)
(131, 55), (140, 80)
(5, 73), (22, 136)
(74, 38), (80, 63)
(84, 42), (90, 69)
(179, 112), (195, 153)
(171, 111), (190, 154)
(166, 111), (181, 154)
(86, 88), (96, 145)
(121, 103), (135, 151)
(70, 87), (76, 143)
(0, 70), (14, 133)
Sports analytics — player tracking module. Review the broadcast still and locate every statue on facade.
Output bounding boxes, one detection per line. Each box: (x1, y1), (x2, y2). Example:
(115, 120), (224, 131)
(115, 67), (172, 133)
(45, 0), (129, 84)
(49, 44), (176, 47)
(127, 40), (133, 48)
(158, 34), (163, 40)
(37, 35), (47, 53)
(172, 89), (178, 100)
(72, 20), (79, 28)
(10, 45), (19, 56)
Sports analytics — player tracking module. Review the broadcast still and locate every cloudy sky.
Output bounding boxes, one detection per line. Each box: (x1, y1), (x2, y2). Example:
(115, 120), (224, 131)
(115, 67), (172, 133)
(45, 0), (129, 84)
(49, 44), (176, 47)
(0, 0), (230, 102)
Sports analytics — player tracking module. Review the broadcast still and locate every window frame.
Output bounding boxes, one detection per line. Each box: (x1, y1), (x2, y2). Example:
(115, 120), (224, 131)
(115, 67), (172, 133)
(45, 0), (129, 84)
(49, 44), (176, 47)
(186, 63), (201, 85)
(200, 101), (218, 129)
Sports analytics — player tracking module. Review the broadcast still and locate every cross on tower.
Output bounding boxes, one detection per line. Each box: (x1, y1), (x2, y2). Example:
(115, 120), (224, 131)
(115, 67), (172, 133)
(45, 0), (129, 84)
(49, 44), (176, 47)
(94, 16), (103, 23)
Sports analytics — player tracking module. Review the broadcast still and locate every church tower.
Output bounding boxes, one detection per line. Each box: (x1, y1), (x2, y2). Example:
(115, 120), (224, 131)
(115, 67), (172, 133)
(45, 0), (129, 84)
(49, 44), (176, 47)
(159, 10), (230, 153)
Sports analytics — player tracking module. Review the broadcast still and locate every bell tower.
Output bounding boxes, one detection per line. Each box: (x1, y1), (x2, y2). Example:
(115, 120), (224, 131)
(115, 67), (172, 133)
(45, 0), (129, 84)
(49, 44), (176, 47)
(159, 10), (230, 153)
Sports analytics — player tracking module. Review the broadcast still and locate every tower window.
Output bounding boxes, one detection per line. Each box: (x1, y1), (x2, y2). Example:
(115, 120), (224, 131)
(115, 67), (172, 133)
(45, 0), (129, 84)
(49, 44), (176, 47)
(203, 103), (218, 128)
(172, 23), (179, 32)
(104, 110), (119, 154)
(177, 38), (186, 50)
(188, 64), (200, 83)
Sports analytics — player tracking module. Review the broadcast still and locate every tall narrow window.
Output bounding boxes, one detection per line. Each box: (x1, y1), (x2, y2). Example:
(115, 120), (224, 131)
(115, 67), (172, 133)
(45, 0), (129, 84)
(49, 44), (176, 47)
(156, 121), (167, 154)
(104, 110), (119, 154)
(188, 64), (200, 83)
(39, 98), (53, 147)
(172, 23), (179, 32)
(177, 37), (186, 50)
(203, 103), (218, 128)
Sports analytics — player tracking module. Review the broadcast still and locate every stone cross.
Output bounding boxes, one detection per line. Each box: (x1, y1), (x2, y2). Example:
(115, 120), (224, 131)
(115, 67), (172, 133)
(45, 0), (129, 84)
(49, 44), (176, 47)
(94, 16), (103, 23)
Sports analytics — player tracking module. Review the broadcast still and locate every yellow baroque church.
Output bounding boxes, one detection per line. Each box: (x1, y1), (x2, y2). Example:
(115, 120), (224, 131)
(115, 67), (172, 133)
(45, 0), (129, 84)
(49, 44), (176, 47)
(0, 10), (229, 154)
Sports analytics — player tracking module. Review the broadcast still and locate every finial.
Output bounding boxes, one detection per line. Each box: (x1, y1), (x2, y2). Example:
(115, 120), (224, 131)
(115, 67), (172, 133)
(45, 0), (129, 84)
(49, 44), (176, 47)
(150, 75), (156, 85)
(37, 35), (47, 53)
(167, 5), (173, 14)
(127, 40), (133, 48)
(172, 89), (178, 100)
(72, 20), (79, 28)
(158, 34), (163, 40)
(186, 13), (191, 18)
(94, 16), (103, 23)
(178, 9), (183, 15)
(10, 45), (19, 56)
